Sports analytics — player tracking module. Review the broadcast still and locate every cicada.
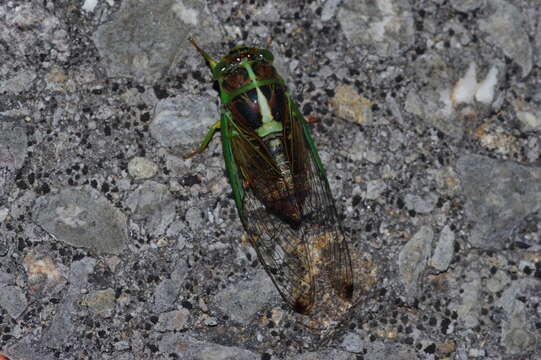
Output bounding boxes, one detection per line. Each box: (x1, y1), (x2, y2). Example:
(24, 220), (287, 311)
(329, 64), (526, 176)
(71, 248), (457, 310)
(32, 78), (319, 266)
(185, 40), (353, 314)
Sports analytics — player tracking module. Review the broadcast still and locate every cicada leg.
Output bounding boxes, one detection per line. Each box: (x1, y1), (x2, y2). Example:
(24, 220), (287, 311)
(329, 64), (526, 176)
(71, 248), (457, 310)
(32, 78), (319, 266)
(183, 120), (221, 159)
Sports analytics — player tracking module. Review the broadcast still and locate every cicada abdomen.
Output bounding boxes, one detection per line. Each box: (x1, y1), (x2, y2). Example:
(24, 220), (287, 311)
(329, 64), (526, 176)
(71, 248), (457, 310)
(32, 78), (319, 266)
(184, 40), (353, 314)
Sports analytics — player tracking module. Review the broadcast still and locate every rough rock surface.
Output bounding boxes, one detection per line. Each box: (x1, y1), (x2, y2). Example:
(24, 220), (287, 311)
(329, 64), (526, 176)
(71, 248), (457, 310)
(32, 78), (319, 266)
(0, 0), (540, 359)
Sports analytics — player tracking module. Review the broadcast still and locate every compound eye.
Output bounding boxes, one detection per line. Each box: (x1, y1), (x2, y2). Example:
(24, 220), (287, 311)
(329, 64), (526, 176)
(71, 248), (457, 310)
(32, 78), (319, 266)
(259, 49), (274, 62)
(213, 61), (229, 79)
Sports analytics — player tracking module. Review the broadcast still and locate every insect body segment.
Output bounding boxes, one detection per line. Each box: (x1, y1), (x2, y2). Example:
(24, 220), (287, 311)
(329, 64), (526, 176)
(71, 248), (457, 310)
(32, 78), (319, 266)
(186, 40), (354, 314)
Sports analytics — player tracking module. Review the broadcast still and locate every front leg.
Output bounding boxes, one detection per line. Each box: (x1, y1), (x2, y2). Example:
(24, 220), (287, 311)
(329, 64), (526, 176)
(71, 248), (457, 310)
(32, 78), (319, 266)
(182, 120), (221, 159)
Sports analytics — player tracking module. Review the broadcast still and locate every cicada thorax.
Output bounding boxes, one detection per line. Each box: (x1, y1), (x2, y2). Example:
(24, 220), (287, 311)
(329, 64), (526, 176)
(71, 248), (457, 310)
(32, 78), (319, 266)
(220, 56), (309, 225)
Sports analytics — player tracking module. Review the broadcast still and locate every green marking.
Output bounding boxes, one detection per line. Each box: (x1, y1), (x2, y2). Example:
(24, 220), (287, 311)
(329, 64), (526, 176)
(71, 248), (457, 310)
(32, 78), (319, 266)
(242, 61), (274, 124)
(221, 78), (284, 105)
(242, 59), (258, 82)
(256, 120), (283, 137)
(183, 120), (221, 159)
(256, 87), (273, 123)
(221, 112), (245, 217)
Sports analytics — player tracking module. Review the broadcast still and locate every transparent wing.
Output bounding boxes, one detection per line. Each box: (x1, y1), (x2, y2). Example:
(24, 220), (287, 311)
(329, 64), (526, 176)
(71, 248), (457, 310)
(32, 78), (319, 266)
(286, 99), (354, 301)
(228, 122), (316, 313)
(242, 187), (315, 313)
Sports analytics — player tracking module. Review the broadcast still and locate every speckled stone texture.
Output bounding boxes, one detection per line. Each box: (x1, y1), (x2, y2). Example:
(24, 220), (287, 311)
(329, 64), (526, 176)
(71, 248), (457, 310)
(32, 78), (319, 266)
(0, 0), (540, 359)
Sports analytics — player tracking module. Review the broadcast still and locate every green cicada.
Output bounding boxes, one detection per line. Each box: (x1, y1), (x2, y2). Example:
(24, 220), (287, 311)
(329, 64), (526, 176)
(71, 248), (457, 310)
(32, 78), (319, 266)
(185, 40), (353, 314)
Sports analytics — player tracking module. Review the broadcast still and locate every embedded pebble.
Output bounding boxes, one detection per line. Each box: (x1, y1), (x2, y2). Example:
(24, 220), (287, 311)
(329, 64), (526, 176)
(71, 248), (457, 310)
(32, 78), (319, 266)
(32, 186), (128, 254)
(0, 70), (37, 94)
(212, 271), (279, 324)
(158, 334), (259, 360)
(0, 285), (28, 319)
(93, 0), (221, 81)
(338, 0), (415, 57)
(457, 154), (541, 249)
(150, 95), (217, 148)
(81, 288), (116, 317)
(404, 193), (438, 214)
(0, 119), (28, 201)
(477, 0), (532, 78)
(125, 181), (176, 236)
(365, 180), (386, 200)
(430, 225), (455, 272)
(453, 272), (481, 329)
(398, 226), (434, 300)
(156, 309), (190, 331)
(128, 157), (159, 179)
(329, 85), (373, 125)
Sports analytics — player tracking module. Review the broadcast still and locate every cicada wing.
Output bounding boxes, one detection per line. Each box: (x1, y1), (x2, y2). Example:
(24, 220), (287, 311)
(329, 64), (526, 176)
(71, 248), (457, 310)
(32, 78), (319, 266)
(243, 189), (315, 313)
(286, 99), (354, 301)
(222, 112), (316, 313)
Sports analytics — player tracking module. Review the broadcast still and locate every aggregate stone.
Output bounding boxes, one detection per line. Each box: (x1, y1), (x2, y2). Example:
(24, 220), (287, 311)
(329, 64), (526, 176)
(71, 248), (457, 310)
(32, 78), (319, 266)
(93, 0), (222, 82)
(152, 262), (187, 313)
(457, 154), (541, 249)
(0, 233), (7, 257)
(212, 270), (279, 324)
(430, 225), (455, 272)
(536, 10), (541, 68)
(23, 251), (67, 296)
(158, 334), (260, 360)
(2, 0), (541, 358)
(150, 94), (218, 149)
(321, 0), (342, 21)
(477, 0), (533, 78)
(452, 271), (481, 329)
(125, 180), (176, 236)
(1, 336), (56, 360)
(404, 49), (504, 140)
(184, 206), (205, 230)
(0, 118), (28, 202)
(81, 288), (116, 317)
(514, 98), (541, 132)
(155, 309), (190, 331)
(152, 277), (180, 313)
(340, 339), (418, 360)
(293, 349), (356, 360)
(43, 258), (97, 350)
(68, 257), (97, 290)
(252, 2), (281, 22)
(449, 0), (486, 12)
(127, 156), (159, 179)
(485, 269), (511, 293)
(42, 295), (77, 349)
(329, 85), (374, 125)
(496, 279), (540, 355)
(0, 3), (70, 62)
(0, 269), (14, 286)
(0, 70), (37, 95)
(32, 186), (128, 254)
(338, 0), (415, 57)
(365, 179), (386, 200)
(404, 193), (438, 214)
(0, 285), (28, 319)
(398, 226), (434, 300)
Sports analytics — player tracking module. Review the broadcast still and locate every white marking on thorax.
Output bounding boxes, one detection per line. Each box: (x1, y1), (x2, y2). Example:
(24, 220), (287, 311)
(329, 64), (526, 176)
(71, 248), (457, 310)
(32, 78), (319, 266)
(256, 87), (274, 124)
(242, 60), (274, 124)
